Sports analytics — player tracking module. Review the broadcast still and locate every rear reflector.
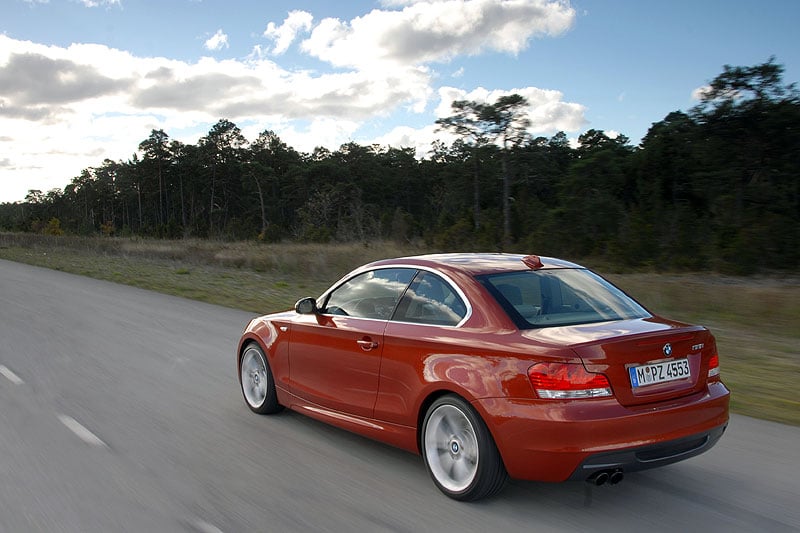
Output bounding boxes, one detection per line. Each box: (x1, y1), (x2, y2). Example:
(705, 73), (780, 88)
(708, 354), (720, 379)
(528, 362), (612, 399)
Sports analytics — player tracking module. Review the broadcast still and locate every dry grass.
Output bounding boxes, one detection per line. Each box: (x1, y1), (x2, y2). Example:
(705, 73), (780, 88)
(607, 274), (800, 425)
(2, 232), (798, 426)
(0, 233), (426, 311)
(0, 233), (423, 282)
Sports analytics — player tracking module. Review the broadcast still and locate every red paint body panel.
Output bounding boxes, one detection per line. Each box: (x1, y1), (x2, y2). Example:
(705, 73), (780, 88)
(474, 382), (729, 481)
(288, 313), (386, 418)
(236, 254), (730, 484)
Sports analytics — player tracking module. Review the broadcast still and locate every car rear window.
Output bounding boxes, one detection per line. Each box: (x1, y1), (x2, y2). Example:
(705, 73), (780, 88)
(478, 269), (651, 328)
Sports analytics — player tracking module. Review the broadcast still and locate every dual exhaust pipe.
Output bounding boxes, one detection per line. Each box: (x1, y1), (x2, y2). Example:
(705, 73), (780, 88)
(586, 469), (624, 486)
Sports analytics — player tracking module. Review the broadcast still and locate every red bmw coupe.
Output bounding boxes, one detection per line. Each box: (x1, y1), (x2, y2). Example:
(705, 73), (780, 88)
(237, 253), (729, 500)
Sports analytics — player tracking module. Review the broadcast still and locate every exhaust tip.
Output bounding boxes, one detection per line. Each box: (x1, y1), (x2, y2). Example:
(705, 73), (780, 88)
(587, 471), (609, 486)
(586, 469), (624, 486)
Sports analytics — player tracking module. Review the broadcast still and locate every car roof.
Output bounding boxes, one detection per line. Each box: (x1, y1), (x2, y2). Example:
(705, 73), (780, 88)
(366, 253), (584, 276)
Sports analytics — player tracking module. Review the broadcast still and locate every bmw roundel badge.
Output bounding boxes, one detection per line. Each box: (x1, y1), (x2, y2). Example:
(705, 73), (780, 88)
(663, 343), (673, 357)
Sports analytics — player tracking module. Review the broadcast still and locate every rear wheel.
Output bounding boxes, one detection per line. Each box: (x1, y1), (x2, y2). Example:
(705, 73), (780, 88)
(421, 395), (507, 501)
(239, 343), (282, 414)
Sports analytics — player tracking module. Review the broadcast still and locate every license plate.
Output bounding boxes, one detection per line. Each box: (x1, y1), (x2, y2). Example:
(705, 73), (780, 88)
(629, 358), (690, 387)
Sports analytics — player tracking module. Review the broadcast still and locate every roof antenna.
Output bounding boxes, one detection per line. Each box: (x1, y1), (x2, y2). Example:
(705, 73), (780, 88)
(522, 255), (543, 269)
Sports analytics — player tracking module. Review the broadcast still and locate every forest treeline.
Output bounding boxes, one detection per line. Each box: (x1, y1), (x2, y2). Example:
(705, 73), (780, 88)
(1, 60), (798, 274)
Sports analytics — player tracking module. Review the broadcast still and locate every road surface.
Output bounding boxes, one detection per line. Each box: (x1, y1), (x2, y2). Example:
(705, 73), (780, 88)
(1, 259), (798, 532)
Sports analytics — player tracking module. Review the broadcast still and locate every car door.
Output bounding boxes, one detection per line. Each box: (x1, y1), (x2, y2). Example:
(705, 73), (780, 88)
(288, 267), (415, 418)
(374, 270), (471, 424)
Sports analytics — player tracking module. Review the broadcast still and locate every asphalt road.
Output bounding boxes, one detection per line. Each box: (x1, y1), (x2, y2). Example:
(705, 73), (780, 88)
(1, 258), (799, 533)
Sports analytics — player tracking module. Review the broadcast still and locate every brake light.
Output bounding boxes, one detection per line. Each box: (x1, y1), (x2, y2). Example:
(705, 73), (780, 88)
(708, 354), (720, 379)
(528, 362), (612, 399)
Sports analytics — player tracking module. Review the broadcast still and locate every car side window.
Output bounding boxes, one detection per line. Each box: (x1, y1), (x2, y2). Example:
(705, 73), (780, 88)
(322, 268), (415, 319)
(393, 271), (466, 326)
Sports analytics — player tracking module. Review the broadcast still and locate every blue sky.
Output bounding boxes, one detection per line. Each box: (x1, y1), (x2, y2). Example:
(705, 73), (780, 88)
(1, 0), (798, 203)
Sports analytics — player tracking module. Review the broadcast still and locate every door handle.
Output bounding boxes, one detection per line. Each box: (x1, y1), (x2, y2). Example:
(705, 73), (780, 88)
(357, 339), (379, 351)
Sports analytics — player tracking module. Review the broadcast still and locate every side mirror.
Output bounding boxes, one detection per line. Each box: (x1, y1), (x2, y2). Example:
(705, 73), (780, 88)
(295, 297), (319, 315)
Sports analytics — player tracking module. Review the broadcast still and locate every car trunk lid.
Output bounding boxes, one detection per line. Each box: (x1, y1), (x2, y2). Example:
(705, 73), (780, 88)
(524, 317), (715, 407)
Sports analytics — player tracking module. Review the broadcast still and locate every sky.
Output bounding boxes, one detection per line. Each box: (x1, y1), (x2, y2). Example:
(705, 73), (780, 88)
(1, 0), (798, 203)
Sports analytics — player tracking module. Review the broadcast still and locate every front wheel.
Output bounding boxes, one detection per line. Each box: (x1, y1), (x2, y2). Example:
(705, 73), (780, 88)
(421, 395), (507, 501)
(239, 343), (282, 414)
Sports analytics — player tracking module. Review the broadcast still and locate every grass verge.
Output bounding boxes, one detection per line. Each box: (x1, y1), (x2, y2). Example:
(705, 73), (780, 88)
(2, 233), (798, 426)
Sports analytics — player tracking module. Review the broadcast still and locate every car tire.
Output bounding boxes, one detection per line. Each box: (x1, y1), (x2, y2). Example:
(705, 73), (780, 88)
(421, 394), (507, 501)
(239, 343), (282, 414)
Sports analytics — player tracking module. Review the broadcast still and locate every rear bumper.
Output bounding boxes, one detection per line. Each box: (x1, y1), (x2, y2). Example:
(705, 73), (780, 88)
(473, 381), (730, 482)
(566, 422), (727, 480)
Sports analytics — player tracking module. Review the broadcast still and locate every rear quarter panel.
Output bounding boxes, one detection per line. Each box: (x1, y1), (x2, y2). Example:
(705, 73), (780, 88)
(375, 322), (577, 427)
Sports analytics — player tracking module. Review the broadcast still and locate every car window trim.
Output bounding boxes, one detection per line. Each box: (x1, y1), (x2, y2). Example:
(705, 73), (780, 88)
(318, 264), (472, 328)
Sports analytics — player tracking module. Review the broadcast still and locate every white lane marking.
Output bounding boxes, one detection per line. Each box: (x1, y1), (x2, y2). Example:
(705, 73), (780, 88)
(58, 415), (108, 448)
(0, 365), (24, 385)
(194, 520), (224, 533)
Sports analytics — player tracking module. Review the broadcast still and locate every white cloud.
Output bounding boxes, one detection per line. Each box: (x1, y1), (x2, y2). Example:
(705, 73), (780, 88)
(371, 85), (587, 157)
(263, 10), (314, 55)
(0, 33), (433, 200)
(435, 85), (587, 133)
(204, 29), (229, 51)
(0, 1), (585, 202)
(378, 0), (420, 6)
(691, 84), (712, 101)
(373, 124), (443, 157)
(77, 0), (121, 7)
(282, 117), (362, 154)
(302, 0), (575, 69)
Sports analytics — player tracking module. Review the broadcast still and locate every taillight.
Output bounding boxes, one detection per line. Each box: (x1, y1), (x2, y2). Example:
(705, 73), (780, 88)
(528, 362), (612, 399)
(708, 353), (720, 380)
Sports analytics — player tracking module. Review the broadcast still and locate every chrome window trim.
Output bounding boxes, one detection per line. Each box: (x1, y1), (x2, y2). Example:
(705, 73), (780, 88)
(318, 264), (473, 328)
